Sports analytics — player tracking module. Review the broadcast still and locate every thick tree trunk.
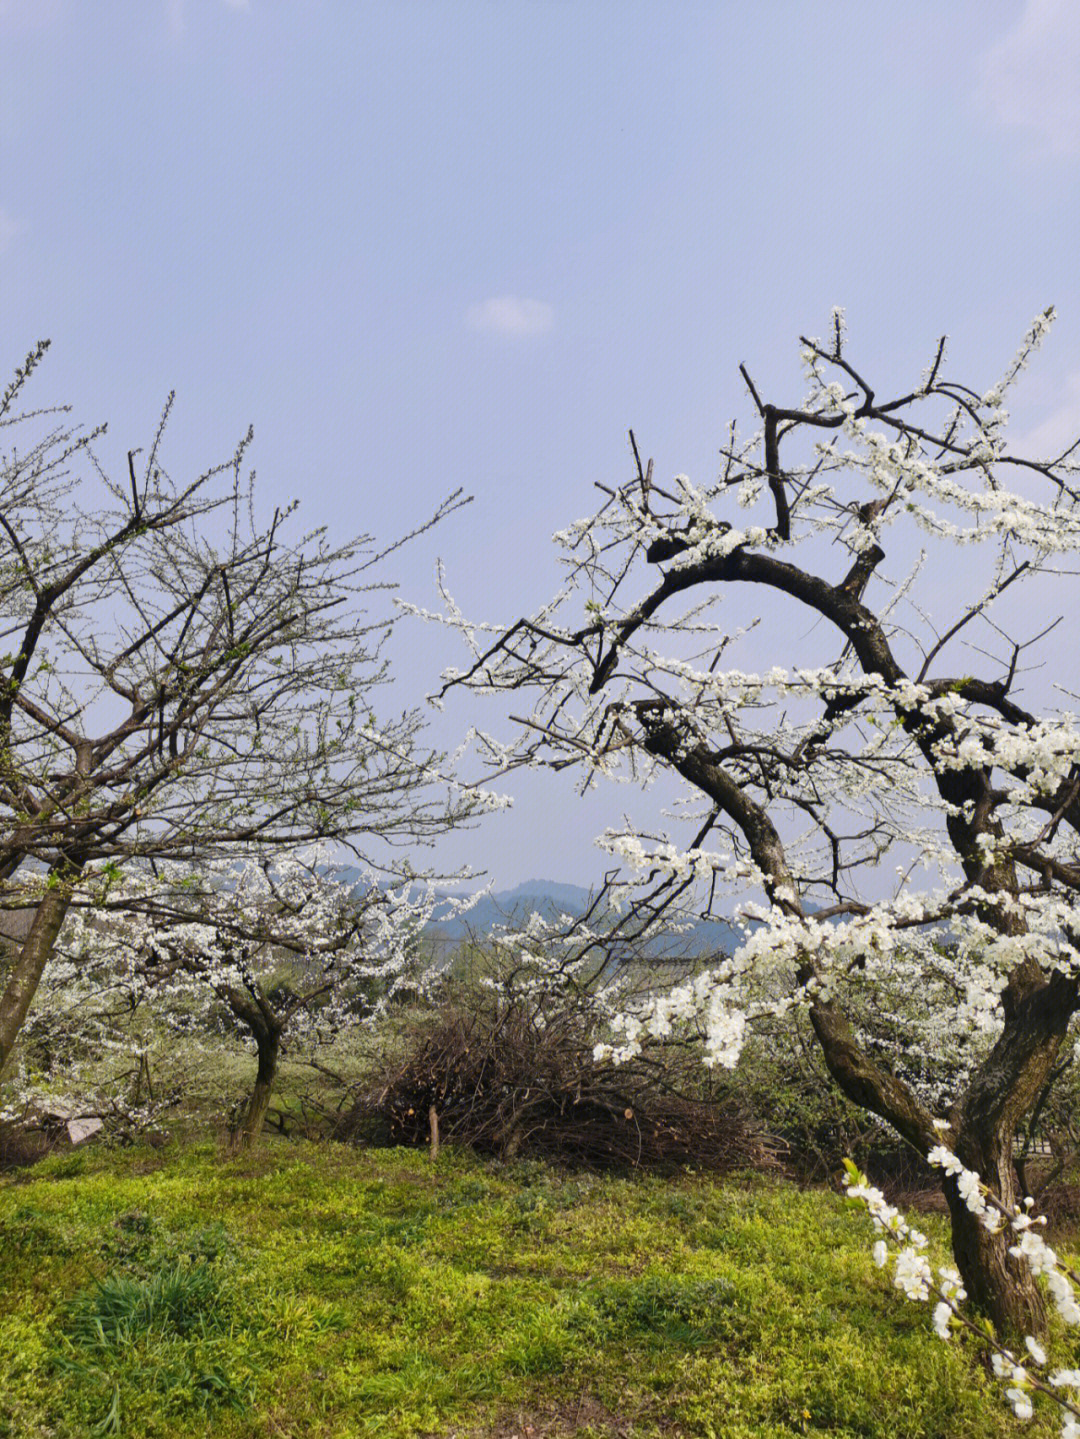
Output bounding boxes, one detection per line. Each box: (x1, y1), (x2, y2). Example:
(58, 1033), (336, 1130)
(223, 989), (284, 1154)
(0, 862), (84, 1079)
(944, 1134), (1045, 1340)
(813, 1009), (1042, 1339)
(945, 967), (1079, 1339)
(231, 1018), (281, 1153)
(812, 966), (1078, 1341)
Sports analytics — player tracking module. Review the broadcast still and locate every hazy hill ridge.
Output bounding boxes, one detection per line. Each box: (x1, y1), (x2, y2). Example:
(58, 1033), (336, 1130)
(326, 868), (742, 955)
(423, 878), (741, 955)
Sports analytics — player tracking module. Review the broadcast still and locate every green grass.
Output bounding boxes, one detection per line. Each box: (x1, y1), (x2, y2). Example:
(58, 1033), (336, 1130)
(2, 1139), (1076, 1438)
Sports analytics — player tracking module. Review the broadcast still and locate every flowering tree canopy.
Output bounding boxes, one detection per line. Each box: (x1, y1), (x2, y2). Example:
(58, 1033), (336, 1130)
(424, 309), (1080, 1339)
(5, 847), (467, 1150)
(0, 342), (485, 1078)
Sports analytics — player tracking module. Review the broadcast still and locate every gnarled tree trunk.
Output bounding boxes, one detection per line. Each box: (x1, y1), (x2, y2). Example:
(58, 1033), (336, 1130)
(224, 988), (285, 1154)
(946, 967), (1078, 1337)
(943, 1158), (1045, 1339)
(811, 964), (1078, 1340)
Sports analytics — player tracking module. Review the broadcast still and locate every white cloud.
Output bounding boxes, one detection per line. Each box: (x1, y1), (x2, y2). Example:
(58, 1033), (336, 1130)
(466, 296), (554, 337)
(976, 0), (1080, 159)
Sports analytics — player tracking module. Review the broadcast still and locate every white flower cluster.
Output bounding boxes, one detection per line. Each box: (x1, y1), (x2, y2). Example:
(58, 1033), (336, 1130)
(848, 1149), (1080, 1432)
(598, 831), (735, 889)
(843, 1164), (934, 1301)
(592, 966), (746, 1072)
(930, 715), (1080, 798)
(984, 308), (1056, 411)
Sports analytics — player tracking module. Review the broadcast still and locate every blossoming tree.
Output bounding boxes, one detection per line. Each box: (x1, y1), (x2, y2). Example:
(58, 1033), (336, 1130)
(0, 342), (484, 1081)
(425, 310), (1080, 1339)
(18, 847), (464, 1151)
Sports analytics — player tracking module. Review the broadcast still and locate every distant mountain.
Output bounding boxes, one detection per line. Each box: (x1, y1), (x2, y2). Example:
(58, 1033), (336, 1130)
(499, 879), (595, 912)
(425, 881), (590, 950)
(421, 878), (741, 957)
(321, 864), (743, 956)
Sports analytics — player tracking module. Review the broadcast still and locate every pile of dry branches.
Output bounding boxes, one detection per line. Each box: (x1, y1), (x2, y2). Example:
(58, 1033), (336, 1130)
(337, 997), (782, 1173)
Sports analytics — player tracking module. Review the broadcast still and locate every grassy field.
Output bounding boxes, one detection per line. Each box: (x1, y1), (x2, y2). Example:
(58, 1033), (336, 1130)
(2, 1138), (1075, 1439)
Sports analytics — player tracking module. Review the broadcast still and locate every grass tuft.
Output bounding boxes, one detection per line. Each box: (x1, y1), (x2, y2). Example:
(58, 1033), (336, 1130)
(63, 1259), (225, 1346)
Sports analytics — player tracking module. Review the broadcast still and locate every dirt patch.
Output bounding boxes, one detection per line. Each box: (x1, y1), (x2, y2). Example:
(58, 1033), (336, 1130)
(864, 1176), (1080, 1248)
(0, 1119), (57, 1171)
(882, 1183), (949, 1215)
(442, 1393), (664, 1438)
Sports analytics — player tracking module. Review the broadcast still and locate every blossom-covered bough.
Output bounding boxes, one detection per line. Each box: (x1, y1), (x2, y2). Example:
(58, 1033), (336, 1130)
(0, 342), (489, 1085)
(420, 309), (1080, 1342)
(846, 1147), (1080, 1433)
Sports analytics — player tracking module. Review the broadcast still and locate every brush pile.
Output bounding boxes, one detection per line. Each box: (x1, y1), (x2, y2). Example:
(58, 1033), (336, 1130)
(337, 997), (782, 1173)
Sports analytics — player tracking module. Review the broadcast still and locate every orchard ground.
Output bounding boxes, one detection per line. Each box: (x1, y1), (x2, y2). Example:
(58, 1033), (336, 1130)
(4, 1136), (1080, 1439)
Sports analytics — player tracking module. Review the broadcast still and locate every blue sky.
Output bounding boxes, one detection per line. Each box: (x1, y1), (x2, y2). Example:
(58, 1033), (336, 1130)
(2, 0), (1078, 888)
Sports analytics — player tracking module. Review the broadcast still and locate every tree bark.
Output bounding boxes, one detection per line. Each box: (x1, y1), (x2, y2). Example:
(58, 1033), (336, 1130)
(0, 861), (84, 1079)
(225, 992), (284, 1154)
(810, 968), (1078, 1340)
(944, 1150), (1046, 1340)
(946, 969), (1078, 1338)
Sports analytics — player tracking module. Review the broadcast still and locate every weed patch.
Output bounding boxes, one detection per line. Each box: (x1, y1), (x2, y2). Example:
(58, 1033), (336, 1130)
(45, 1229), (252, 1435)
(2, 1139), (1076, 1437)
(583, 1273), (737, 1347)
